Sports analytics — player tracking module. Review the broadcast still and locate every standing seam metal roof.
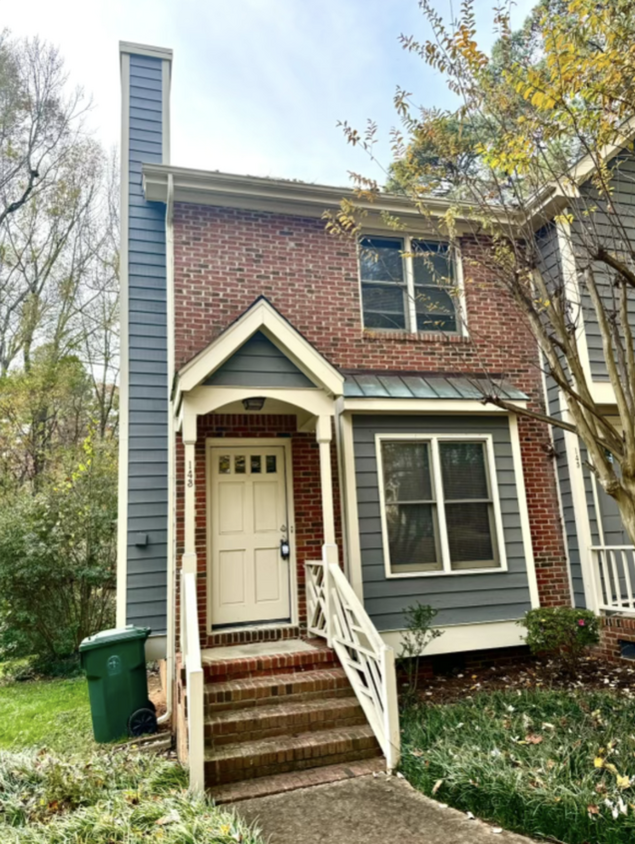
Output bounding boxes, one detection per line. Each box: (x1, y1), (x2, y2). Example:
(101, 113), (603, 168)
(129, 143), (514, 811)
(342, 373), (528, 400)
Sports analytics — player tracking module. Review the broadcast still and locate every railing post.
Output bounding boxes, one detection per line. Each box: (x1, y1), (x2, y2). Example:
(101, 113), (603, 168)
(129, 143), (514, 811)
(380, 645), (401, 770)
(187, 664), (205, 792)
(322, 543), (337, 648)
(181, 571), (205, 793)
(588, 548), (602, 611)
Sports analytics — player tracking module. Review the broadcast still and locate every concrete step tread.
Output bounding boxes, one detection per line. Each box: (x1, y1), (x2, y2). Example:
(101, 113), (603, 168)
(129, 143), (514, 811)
(208, 757), (386, 803)
(202, 640), (334, 666)
(205, 724), (378, 763)
(206, 696), (363, 726)
(205, 667), (350, 696)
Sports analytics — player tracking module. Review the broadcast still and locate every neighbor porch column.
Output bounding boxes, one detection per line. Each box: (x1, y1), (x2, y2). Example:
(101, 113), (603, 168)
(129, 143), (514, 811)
(316, 415), (337, 555)
(182, 411), (197, 576)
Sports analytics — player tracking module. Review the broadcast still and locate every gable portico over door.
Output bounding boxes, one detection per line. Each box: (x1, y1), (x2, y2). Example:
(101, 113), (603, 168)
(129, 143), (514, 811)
(208, 440), (295, 628)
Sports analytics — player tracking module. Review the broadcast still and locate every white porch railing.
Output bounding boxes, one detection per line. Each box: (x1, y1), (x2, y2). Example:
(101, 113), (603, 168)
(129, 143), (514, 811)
(591, 546), (635, 612)
(305, 550), (400, 770)
(180, 570), (205, 791)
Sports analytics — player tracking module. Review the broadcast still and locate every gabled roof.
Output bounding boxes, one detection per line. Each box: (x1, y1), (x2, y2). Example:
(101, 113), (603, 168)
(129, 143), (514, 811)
(175, 297), (344, 400)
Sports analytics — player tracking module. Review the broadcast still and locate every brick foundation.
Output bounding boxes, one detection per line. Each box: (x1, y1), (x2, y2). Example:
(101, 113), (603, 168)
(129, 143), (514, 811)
(597, 615), (635, 663)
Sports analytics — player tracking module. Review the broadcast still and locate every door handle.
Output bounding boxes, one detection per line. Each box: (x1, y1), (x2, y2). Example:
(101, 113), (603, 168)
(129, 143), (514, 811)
(280, 539), (290, 559)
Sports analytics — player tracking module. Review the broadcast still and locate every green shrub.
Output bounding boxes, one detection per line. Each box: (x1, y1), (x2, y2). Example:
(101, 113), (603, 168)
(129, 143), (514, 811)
(0, 436), (116, 666)
(520, 607), (600, 671)
(398, 603), (443, 700)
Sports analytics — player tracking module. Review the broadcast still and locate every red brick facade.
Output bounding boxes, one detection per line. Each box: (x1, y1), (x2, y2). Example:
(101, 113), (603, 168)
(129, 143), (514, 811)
(173, 202), (571, 642)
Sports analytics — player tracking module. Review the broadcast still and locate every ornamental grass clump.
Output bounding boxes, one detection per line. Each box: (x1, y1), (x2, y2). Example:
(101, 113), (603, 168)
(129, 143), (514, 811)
(520, 607), (600, 673)
(0, 748), (262, 844)
(401, 689), (635, 844)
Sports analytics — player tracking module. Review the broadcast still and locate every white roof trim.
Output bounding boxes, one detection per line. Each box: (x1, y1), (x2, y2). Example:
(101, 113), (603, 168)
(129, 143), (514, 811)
(569, 116), (635, 185)
(119, 41), (173, 61)
(176, 299), (344, 399)
(342, 398), (527, 413)
(142, 164), (522, 229)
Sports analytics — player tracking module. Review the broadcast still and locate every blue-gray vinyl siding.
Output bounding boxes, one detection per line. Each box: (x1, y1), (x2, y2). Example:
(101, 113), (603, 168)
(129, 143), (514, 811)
(572, 151), (635, 380)
(205, 331), (314, 388)
(352, 415), (533, 630)
(125, 53), (168, 634)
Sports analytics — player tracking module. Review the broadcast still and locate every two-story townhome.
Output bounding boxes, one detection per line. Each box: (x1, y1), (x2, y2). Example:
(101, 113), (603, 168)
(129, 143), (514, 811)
(117, 42), (572, 797)
(534, 144), (635, 664)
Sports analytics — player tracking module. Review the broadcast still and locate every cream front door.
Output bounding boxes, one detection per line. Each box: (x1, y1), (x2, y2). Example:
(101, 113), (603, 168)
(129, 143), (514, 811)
(210, 446), (291, 626)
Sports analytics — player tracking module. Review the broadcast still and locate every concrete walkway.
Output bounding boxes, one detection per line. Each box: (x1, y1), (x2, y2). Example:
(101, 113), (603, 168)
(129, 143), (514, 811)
(232, 772), (536, 844)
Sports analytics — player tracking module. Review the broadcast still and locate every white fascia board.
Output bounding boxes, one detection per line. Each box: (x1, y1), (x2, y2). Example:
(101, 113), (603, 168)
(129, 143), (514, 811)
(119, 41), (173, 60)
(177, 299), (344, 396)
(569, 116), (635, 185)
(341, 398), (527, 414)
(143, 164), (524, 229)
(381, 619), (525, 655)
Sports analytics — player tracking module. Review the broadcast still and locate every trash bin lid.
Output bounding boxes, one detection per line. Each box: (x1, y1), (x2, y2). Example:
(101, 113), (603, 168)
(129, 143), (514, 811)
(79, 625), (151, 652)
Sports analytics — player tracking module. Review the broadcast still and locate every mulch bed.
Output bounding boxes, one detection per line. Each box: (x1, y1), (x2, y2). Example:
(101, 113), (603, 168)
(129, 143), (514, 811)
(412, 655), (635, 704)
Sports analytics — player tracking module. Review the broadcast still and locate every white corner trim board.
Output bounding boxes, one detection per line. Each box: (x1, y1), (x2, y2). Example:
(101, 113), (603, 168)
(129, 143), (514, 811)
(508, 414), (541, 608)
(116, 50), (131, 628)
(381, 619), (526, 655)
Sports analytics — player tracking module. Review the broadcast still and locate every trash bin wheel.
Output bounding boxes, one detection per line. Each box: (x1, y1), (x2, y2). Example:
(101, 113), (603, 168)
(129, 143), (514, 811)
(128, 707), (158, 737)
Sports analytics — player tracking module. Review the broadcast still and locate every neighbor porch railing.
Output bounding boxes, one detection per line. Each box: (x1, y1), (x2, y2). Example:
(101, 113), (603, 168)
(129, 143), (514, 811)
(591, 545), (635, 613)
(305, 547), (400, 769)
(180, 570), (205, 791)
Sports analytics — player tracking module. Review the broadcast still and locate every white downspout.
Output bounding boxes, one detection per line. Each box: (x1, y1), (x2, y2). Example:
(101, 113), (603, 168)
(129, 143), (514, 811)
(158, 172), (175, 726)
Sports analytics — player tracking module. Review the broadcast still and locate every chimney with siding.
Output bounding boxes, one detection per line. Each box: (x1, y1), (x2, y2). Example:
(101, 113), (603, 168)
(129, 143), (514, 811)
(118, 43), (172, 656)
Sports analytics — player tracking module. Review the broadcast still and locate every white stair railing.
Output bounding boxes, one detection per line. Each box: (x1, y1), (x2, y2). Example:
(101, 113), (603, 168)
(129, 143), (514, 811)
(180, 570), (205, 791)
(591, 546), (635, 612)
(305, 550), (400, 770)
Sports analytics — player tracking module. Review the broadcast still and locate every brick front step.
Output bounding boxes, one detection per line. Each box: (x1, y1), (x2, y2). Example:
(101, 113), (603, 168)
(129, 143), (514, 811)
(205, 626), (301, 649)
(208, 756), (386, 803)
(206, 697), (367, 746)
(204, 724), (381, 786)
(202, 643), (338, 682)
(204, 668), (354, 712)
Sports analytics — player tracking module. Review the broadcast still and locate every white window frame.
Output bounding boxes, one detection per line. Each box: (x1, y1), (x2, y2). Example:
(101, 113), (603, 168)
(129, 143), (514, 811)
(375, 433), (507, 579)
(358, 235), (468, 337)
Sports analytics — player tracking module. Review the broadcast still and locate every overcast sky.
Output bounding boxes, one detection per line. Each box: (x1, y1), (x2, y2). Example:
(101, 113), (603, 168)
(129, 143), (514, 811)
(4, 0), (536, 186)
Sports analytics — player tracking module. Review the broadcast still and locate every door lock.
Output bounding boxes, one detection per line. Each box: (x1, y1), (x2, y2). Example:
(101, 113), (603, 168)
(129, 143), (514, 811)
(280, 539), (290, 559)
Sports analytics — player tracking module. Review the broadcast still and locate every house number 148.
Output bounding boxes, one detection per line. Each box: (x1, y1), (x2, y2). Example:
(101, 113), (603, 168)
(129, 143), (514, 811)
(187, 461), (194, 488)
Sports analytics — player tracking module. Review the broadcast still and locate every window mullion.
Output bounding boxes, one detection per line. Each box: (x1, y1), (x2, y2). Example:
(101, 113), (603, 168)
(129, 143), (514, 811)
(404, 235), (417, 333)
(431, 437), (451, 572)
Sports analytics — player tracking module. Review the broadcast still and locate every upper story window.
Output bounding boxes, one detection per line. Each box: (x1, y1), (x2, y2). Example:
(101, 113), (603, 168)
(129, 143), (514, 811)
(377, 435), (505, 577)
(359, 236), (460, 334)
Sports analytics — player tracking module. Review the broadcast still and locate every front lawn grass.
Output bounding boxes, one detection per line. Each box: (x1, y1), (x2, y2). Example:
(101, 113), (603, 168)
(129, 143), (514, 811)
(401, 689), (635, 844)
(0, 675), (94, 754)
(0, 748), (263, 844)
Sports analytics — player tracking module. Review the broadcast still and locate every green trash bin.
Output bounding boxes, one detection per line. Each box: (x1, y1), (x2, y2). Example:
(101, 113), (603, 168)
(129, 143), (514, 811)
(79, 626), (157, 743)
